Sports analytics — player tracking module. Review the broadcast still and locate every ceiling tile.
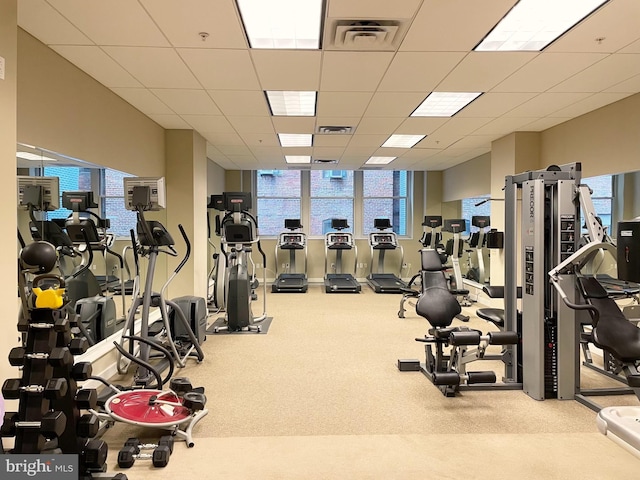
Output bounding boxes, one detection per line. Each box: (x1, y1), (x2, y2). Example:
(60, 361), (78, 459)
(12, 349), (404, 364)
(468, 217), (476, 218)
(547, 0), (640, 54)
(103, 47), (200, 89)
(456, 92), (538, 117)
(493, 53), (608, 93)
(363, 92), (426, 117)
(547, 92), (631, 118)
(327, 0), (422, 19)
(396, 117), (449, 134)
(147, 114), (191, 129)
(251, 50), (322, 90)
(356, 117), (404, 135)
(549, 54), (640, 93)
(50, 46), (142, 88)
(320, 51), (394, 91)
(437, 52), (537, 91)
(348, 134), (388, 148)
(181, 115), (235, 132)
(227, 116), (275, 134)
(139, 0), (247, 48)
(619, 38), (640, 54)
(272, 117), (317, 134)
(521, 117), (572, 131)
(313, 135), (352, 147)
(18, 0), (92, 45)
(316, 92), (373, 117)
(471, 117), (539, 135)
(111, 88), (174, 115)
(238, 133), (280, 147)
(605, 74), (640, 93)
(178, 49), (261, 90)
(312, 147), (347, 159)
(504, 93), (592, 117)
(209, 134), (247, 147)
(378, 52), (466, 92)
(47, 0), (169, 46)
(150, 89), (221, 115)
(401, 0), (516, 51)
(208, 90), (270, 116)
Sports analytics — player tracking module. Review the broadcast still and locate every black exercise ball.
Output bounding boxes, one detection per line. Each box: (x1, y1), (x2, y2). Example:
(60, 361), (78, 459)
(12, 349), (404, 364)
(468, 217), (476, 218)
(20, 241), (58, 273)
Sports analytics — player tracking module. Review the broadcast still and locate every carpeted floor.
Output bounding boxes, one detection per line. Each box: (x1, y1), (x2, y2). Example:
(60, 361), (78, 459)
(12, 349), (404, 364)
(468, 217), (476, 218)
(101, 284), (640, 478)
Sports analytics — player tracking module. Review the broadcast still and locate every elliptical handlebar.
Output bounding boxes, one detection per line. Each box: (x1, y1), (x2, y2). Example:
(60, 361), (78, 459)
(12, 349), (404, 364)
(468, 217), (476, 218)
(174, 224), (191, 274)
(70, 228), (94, 279)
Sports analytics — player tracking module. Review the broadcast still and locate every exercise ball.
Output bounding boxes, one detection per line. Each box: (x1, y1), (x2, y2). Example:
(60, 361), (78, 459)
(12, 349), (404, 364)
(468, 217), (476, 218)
(20, 241), (57, 274)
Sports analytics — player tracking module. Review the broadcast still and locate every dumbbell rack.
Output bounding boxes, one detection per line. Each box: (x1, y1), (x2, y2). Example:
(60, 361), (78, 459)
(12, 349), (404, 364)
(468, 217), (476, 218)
(4, 261), (125, 480)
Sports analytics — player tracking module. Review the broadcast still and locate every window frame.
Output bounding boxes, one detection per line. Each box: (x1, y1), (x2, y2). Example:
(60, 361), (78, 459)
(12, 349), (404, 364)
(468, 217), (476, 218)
(254, 170), (413, 240)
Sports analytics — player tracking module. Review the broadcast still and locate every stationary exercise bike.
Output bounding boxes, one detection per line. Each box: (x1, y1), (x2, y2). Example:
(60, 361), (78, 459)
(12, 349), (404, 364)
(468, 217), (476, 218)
(212, 192), (267, 333)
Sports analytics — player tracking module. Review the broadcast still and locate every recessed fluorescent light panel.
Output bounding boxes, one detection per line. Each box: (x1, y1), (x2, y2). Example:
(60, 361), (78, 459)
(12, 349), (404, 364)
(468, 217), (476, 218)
(278, 133), (313, 147)
(411, 92), (482, 117)
(475, 0), (608, 51)
(237, 0), (323, 49)
(365, 157), (396, 165)
(285, 155), (311, 164)
(266, 91), (317, 116)
(16, 152), (57, 162)
(382, 134), (426, 148)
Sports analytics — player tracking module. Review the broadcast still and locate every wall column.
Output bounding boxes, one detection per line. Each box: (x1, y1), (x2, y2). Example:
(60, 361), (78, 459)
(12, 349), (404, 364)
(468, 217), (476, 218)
(165, 130), (208, 299)
(1, 1), (18, 384)
(490, 132), (541, 285)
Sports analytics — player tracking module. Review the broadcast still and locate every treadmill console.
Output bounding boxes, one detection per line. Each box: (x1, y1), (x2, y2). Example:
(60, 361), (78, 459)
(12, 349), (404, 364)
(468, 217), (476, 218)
(327, 232), (353, 249)
(370, 232), (397, 248)
(280, 233), (305, 248)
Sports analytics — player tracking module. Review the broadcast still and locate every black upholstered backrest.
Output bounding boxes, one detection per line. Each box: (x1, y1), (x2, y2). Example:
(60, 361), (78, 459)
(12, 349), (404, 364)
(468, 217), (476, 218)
(577, 275), (640, 362)
(415, 249), (461, 328)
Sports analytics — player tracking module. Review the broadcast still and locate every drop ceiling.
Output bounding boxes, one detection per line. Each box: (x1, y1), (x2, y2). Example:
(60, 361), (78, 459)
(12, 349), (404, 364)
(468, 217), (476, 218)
(16, 0), (640, 171)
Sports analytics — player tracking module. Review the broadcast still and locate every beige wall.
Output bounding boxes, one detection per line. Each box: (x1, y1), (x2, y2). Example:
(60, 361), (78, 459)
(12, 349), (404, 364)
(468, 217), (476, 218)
(541, 93), (640, 178)
(442, 153), (491, 202)
(17, 29), (165, 177)
(1, 0), (19, 389)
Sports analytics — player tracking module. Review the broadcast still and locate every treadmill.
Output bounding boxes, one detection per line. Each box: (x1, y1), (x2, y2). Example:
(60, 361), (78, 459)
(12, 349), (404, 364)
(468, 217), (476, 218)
(272, 219), (308, 293)
(366, 218), (406, 293)
(324, 218), (361, 293)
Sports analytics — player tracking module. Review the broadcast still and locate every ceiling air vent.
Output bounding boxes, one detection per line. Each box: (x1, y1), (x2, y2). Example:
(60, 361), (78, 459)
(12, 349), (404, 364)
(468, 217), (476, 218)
(360, 166), (383, 170)
(288, 165), (311, 170)
(330, 20), (404, 51)
(313, 159), (339, 164)
(316, 126), (353, 134)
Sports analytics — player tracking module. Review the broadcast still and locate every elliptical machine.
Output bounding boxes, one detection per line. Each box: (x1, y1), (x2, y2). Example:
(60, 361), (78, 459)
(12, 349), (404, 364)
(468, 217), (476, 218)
(212, 192), (267, 333)
(116, 177), (205, 387)
(206, 194), (226, 311)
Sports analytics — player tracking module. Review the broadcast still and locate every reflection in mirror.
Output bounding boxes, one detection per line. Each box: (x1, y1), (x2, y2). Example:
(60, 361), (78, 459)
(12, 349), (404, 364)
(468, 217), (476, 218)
(17, 143), (136, 351)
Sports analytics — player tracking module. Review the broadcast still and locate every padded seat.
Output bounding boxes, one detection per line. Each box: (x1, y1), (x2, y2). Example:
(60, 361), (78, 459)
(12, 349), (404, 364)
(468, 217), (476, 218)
(578, 276), (640, 362)
(476, 308), (505, 328)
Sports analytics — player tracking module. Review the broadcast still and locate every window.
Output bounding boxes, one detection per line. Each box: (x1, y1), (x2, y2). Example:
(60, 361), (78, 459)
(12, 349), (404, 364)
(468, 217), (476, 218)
(310, 170), (354, 235)
(255, 170), (413, 238)
(362, 171), (409, 236)
(100, 168), (138, 237)
(42, 166), (136, 237)
(583, 174), (613, 237)
(461, 195), (491, 236)
(256, 169), (302, 236)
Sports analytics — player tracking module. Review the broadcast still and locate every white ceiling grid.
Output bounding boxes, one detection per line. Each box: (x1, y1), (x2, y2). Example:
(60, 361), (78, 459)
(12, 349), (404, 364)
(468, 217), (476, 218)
(16, 0), (640, 170)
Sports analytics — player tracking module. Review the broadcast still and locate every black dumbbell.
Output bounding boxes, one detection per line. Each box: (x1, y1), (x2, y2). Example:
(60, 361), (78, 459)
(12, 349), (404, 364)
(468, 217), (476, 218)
(169, 377), (193, 396)
(75, 388), (98, 410)
(79, 438), (108, 470)
(117, 444), (171, 468)
(8, 346), (73, 367)
(71, 362), (93, 381)
(3, 410), (67, 438)
(22, 317), (69, 332)
(183, 391), (207, 411)
(77, 413), (100, 438)
(2, 378), (68, 400)
(124, 435), (174, 454)
(69, 337), (89, 355)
